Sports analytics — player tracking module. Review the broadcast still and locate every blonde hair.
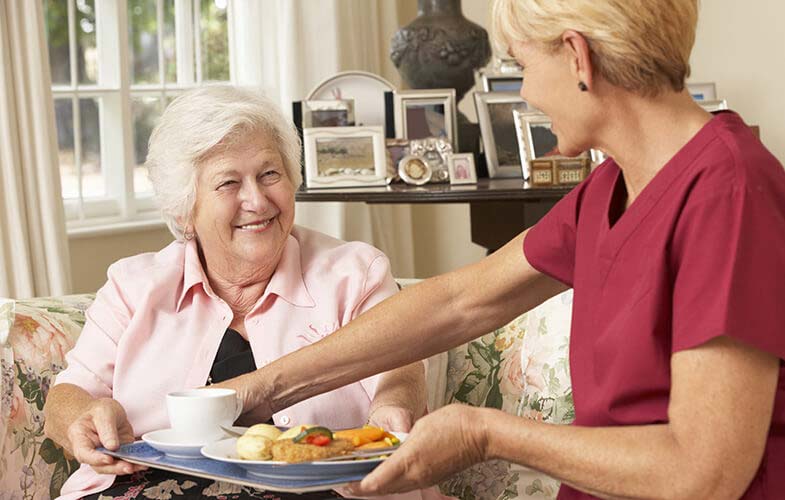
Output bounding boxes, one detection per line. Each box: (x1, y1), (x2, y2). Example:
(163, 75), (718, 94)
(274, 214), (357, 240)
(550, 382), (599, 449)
(145, 86), (302, 240)
(491, 0), (699, 95)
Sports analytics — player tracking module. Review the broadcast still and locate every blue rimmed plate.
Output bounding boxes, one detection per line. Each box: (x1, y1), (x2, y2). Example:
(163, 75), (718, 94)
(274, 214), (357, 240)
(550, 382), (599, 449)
(200, 432), (405, 481)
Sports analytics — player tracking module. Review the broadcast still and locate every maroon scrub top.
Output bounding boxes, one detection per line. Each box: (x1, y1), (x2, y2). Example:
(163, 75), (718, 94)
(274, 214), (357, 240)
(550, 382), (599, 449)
(524, 112), (785, 499)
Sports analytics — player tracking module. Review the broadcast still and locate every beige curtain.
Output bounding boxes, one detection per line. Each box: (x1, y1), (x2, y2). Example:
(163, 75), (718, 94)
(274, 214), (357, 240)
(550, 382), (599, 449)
(0, 1), (72, 298)
(233, 0), (417, 277)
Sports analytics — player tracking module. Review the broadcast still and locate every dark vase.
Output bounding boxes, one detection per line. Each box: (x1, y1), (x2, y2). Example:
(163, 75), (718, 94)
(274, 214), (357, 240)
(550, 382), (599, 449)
(391, 0), (491, 102)
(390, 0), (491, 156)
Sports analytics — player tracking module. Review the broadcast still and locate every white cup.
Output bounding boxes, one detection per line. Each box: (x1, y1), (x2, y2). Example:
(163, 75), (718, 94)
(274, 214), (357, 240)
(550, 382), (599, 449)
(166, 388), (243, 444)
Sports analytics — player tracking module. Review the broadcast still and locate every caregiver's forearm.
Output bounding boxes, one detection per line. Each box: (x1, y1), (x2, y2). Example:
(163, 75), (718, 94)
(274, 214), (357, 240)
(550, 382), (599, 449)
(260, 231), (566, 414)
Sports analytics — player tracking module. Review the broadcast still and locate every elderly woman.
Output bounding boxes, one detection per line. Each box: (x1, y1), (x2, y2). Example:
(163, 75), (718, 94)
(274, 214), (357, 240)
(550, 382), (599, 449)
(42, 86), (435, 500)
(220, 1), (785, 499)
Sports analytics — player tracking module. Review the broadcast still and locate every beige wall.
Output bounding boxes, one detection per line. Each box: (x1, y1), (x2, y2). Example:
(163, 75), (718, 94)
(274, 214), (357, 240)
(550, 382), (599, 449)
(69, 227), (173, 293)
(68, 0), (785, 288)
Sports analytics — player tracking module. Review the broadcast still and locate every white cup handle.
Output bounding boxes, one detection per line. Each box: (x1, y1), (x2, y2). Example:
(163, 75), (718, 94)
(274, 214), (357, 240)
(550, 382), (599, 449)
(234, 394), (243, 422)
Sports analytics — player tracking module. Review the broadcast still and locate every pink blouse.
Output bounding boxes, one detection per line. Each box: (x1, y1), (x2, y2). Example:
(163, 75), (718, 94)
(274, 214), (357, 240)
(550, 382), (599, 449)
(54, 225), (434, 500)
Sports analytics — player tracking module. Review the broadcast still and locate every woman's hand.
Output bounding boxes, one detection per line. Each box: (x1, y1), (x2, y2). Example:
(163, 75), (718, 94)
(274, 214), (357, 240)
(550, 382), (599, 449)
(345, 404), (489, 496)
(66, 398), (146, 475)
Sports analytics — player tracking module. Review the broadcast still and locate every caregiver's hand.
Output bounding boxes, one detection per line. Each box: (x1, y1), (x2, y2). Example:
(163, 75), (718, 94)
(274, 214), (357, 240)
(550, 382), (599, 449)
(346, 404), (490, 496)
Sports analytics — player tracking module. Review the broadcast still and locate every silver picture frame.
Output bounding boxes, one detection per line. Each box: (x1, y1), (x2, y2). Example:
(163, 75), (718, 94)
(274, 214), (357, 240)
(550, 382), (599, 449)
(393, 89), (458, 150)
(516, 110), (590, 179)
(475, 91), (529, 178)
(303, 126), (388, 189)
(481, 71), (523, 93)
(699, 99), (729, 113)
(687, 82), (717, 102)
(302, 99), (355, 128)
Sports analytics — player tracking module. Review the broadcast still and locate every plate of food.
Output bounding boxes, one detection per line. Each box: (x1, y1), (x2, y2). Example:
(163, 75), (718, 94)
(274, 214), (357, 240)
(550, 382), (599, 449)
(201, 424), (404, 481)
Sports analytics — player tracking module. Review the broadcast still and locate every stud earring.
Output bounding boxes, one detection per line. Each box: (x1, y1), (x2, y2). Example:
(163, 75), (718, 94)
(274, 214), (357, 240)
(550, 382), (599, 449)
(578, 81), (588, 92)
(183, 230), (194, 241)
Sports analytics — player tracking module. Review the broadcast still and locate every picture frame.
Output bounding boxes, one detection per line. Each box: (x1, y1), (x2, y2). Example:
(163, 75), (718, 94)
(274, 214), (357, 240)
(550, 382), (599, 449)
(303, 126), (387, 189)
(687, 82), (717, 101)
(301, 99), (355, 127)
(385, 138), (410, 182)
(398, 155), (433, 185)
(699, 99), (729, 113)
(447, 153), (478, 185)
(554, 158), (591, 185)
(393, 89), (458, 150)
(529, 159), (555, 186)
(475, 91), (530, 178)
(481, 71), (523, 93)
(409, 137), (453, 183)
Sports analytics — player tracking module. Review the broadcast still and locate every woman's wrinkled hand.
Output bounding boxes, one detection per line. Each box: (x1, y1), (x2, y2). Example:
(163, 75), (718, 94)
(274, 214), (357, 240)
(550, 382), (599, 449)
(67, 398), (146, 475)
(367, 404), (415, 433)
(344, 404), (489, 496)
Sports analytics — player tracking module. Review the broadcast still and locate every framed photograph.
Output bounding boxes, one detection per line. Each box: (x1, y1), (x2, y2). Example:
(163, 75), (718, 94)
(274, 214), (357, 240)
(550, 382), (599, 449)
(398, 155), (432, 185)
(409, 137), (452, 183)
(699, 99), (729, 113)
(447, 153), (478, 185)
(385, 138), (410, 182)
(687, 82), (717, 101)
(303, 126), (387, 189)
(393, 89), (458, 149)
(481, 71), (523, 93)
(529, 159), (555, 186)
(554, 158), (591, 185)
(301, 99), (355, 127)
(475, 91), (529, 178)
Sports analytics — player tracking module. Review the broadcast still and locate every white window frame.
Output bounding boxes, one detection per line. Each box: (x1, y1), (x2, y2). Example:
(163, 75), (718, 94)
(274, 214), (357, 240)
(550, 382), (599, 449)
(52, 0), (240, 235)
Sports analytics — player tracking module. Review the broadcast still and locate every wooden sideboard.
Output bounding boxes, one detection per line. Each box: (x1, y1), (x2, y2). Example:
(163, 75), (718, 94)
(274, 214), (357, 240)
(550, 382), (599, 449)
(296, 178), (572, 251)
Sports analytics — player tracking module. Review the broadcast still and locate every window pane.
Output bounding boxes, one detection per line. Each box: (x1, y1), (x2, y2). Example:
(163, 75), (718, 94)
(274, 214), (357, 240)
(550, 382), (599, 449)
(163, 0), (177, 83)
(76, 0), (97, 84)
(128, 0), (160, 84)
(80, 98), (104, 198)
(132, 96), (161, 194)
(200, 0), (229, 82)
(54, 99), (77, 198)
(43, 0), (71, 85)
(55, 98), (103, 199)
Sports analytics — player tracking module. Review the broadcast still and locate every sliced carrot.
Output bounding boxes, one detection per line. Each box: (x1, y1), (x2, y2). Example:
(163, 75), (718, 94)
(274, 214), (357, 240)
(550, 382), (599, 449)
(333, 426), (385, 447)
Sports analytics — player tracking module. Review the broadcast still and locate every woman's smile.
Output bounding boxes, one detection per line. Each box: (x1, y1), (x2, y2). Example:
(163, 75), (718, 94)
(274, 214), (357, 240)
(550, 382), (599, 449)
(234, 217), (276, 233)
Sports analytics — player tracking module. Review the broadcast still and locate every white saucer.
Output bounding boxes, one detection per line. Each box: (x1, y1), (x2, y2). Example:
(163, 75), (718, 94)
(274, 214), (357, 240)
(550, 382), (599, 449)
(142, 428), (243, 459)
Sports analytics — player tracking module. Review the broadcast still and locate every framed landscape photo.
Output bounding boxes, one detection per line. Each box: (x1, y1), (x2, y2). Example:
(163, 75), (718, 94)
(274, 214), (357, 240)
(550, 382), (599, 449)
(301, 99), (355, 127)
(475, 91), (529, 178)
(303, 126), (387, 189)
(393, 89), (458, 149)
(687, 82), (717, 101)
(447, 153), (478, 185)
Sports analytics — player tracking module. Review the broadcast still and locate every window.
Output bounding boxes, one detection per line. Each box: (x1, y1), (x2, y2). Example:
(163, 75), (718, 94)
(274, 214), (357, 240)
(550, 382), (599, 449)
(44, 0), (232, 230)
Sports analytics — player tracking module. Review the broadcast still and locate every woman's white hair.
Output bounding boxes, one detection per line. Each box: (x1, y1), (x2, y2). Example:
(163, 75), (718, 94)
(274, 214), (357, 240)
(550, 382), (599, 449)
(146, 85), (302, 240)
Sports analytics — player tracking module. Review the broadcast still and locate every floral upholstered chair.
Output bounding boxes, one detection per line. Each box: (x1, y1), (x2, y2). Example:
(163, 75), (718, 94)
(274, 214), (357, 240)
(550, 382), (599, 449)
(1, 295), (93, 499)
(437, 290), (574, 500)
(0, 287), (575, 500)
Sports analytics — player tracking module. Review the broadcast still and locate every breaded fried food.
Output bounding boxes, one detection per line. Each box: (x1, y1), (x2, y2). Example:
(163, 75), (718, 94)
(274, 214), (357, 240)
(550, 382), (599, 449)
(270, 438), (354, 463)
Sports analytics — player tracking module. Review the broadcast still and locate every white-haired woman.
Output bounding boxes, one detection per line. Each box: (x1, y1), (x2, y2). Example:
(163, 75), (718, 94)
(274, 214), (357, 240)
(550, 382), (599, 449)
(42, 86), (441, 500)
(220, 1), (785, 498)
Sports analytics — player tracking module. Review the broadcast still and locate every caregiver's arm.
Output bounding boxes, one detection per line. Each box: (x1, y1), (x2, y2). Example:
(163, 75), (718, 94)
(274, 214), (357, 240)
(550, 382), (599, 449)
(355, 336), (778, 499)
(234, 230), (567, 419)
(489, 335), (777, 499)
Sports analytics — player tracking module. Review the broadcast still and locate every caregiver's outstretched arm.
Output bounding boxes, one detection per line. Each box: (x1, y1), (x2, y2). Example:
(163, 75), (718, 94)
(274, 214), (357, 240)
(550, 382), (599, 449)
(231, 230), (567, 420)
